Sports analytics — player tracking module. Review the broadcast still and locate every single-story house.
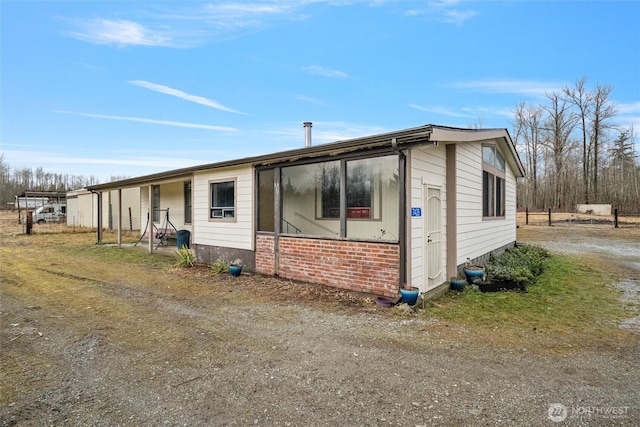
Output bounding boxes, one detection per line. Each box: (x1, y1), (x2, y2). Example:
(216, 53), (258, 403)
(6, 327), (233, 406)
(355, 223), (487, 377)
(67, 187), (141, 230)
(87, 124), (525, 298)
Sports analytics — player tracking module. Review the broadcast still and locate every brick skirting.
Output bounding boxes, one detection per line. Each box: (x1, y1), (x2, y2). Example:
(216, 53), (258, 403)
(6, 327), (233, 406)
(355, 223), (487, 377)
(256, 234), (399, 297)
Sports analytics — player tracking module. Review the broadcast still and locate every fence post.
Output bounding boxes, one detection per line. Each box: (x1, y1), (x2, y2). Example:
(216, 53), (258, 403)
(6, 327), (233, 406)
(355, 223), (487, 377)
(26, 211), (33, 235)
(548, 208), (552, 226)
(614, 208), (618, 228)
(526, 207), (529, 225)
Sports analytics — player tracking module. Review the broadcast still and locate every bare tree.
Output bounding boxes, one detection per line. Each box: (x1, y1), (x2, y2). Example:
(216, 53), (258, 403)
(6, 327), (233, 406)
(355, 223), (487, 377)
(564, 77), (592, 203)
(589, 83), (616, 201)
(513, 101), (545, 208)
(541, 91), (577, 210)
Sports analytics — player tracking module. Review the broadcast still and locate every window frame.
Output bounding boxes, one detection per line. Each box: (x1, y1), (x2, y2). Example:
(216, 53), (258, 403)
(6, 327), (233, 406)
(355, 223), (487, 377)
(152, 185), (160, 222)
(184, 181), (192, 224)
(271, 152), (400, 240)
(482, 144), (506, 219)
(317, 157), (391, 222)
(209, 178), (237, 222)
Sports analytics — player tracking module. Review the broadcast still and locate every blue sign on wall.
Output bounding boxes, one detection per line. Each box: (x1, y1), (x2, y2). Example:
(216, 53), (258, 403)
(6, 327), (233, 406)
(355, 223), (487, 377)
(411, 207), (422, 217)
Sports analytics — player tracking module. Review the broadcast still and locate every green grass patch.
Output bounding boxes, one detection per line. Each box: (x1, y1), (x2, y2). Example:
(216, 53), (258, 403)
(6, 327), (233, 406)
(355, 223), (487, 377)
(429, 253), (633, 350)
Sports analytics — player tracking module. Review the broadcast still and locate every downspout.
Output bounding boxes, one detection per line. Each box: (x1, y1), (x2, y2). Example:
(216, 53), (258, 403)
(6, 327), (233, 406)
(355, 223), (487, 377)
(397, 147), (407, 289)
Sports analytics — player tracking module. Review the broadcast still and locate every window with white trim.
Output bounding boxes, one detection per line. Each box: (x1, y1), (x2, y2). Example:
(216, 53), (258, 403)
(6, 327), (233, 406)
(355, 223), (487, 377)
(482, 145), (506, 218)
(210, 180), (235, 219)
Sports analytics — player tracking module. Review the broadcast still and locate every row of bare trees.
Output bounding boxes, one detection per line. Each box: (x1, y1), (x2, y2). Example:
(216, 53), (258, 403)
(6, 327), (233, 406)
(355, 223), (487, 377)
(513, 77), (639, 212)
(0, 154), (126, 206)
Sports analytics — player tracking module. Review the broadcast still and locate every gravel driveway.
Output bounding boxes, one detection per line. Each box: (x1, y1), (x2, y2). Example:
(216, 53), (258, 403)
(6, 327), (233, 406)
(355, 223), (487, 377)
(1, 227), (639, 426)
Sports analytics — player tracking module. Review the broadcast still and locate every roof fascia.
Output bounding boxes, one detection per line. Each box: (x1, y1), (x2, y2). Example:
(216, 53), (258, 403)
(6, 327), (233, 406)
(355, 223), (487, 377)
(431, 126), (525, 178)
(88, 125), (434, 191)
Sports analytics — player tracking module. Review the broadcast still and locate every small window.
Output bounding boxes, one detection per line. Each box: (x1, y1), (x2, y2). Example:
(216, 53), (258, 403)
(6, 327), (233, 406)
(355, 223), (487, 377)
(482, 145), (495, 166)
(184, 181), (192, 224)
(210, 180), (235, 219)
(496, 151), (505, 172)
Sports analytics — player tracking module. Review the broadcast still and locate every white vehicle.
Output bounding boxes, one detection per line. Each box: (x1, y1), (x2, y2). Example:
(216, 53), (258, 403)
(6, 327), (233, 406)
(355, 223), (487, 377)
(33, 203), (67, 223)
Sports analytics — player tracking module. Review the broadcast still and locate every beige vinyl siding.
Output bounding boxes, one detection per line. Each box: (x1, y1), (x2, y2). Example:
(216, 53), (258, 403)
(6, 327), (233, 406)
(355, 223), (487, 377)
(140, 182), (190, 233)
(66, 189), (99, 228)
(193, 165), (254, 250)
(409, 145), (447, 292)
(455, 141), (517, 266)
(99, 188), (142, 231)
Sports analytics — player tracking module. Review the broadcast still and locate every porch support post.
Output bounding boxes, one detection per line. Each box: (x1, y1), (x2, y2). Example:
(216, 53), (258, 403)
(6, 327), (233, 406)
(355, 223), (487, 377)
(148, 186), (154, 253)
(117, 189), (122, 247)
(96, 191), (103, 244)
(274, 168), (281, 275)
(339, 160), (347, 237)
(398, 150), (407, 288)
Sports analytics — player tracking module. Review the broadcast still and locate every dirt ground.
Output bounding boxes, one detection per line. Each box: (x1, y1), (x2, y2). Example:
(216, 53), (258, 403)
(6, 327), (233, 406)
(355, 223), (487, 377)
(1, 213), (639, 426)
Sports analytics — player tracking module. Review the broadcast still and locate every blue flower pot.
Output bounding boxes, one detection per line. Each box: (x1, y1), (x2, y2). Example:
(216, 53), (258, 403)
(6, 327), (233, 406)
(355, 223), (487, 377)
(463, 266), (484, 284)
(229, 265), (242, 277)
(450, 277), (467, 291)
(399, 287), (419, 305)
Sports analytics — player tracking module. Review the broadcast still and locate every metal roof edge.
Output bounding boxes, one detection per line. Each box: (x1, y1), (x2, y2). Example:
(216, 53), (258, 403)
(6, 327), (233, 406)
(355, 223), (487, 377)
(87, 125), (434, 190)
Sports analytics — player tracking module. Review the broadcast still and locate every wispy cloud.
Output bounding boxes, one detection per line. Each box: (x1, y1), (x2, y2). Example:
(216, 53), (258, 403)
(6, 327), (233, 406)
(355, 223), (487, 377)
(410, 103), (473, 118)
(65, 3), (302, 48)
(54, 110), (238, 132)
(67, 18), (176, 47)
(616, 101), (640, 115)
(3, 149), (201, 169)
(403, 1), (478, 25)
(265, 121), (388, 146)
(294, 94), (329, 107)
(451, 79), (565, 97)
(441, 9), (478, 25)
(65, 1), (475, 49)
(303, 65), (348, 78)
(615, 102), (640, 131)
(129, 80), (244, 114)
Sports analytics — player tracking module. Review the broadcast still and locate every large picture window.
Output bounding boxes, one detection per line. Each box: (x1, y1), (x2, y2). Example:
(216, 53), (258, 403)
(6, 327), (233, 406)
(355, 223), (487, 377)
(210, 180), (235, 219)
(482, 145), (506, 218)
(277, 155), (399, 240)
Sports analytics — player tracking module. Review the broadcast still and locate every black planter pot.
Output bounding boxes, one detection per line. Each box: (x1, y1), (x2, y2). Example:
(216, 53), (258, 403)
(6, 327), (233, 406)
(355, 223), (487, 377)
(479, 279), (527, 293)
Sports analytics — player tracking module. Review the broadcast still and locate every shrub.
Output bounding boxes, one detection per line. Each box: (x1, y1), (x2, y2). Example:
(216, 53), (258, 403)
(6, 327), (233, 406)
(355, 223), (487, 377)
(485, 243), (549, 289)
(175, 246), (197, 268)
(210, 257), (229, 274)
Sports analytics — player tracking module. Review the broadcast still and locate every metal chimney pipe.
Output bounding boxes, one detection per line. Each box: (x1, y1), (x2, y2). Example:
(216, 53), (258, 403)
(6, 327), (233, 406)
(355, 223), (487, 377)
(303, 122), (312, 147)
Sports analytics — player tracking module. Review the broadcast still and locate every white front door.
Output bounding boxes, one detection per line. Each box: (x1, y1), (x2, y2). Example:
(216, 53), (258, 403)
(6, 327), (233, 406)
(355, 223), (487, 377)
(425, 186), (442, 290)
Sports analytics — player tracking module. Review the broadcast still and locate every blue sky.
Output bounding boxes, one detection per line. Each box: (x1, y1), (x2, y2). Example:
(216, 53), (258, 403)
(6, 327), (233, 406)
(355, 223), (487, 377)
(2, 0), (639, 183)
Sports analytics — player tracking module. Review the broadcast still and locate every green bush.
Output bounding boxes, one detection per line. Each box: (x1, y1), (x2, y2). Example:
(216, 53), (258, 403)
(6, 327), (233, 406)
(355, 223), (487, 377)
(485, 243), (549, 288)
